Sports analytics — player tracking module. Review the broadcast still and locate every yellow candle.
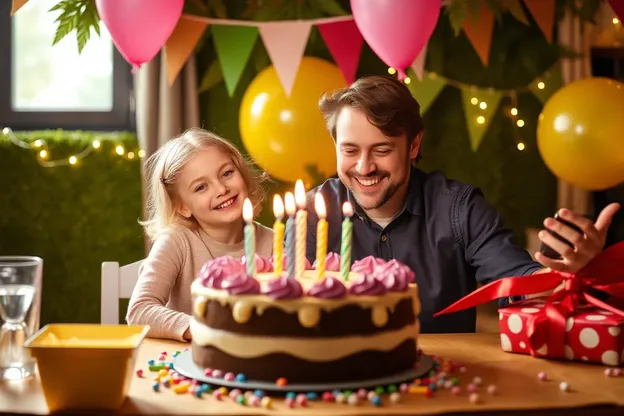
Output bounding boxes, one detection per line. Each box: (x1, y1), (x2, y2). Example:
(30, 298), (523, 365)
(294, 180), (307, 279)
(272, 194), (285, 276)
(314, 192), (328, 279)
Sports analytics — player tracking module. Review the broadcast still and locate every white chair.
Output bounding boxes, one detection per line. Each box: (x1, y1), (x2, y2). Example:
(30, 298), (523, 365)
(101, 260), (143, 324)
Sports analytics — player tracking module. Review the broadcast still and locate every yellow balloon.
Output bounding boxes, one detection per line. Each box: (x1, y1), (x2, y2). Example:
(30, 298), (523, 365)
(537, 77), (624, 190)
(239, 57), (347, 184)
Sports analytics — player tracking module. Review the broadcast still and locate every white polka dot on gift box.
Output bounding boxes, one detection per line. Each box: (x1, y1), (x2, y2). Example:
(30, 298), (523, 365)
(563, 308), (623, 366)
(499, 305), (543, 354)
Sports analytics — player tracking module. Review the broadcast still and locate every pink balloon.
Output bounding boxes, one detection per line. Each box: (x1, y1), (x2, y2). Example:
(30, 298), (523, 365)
(95, 0), (184, 72)
(350, 0), (441, 80)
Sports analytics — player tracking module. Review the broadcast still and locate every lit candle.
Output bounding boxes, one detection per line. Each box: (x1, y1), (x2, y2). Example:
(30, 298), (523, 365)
(315, 192), (328, 280)
(284, 192), (297, 278)
(340, 202), (353, 281)
(272, 194), (285, 276)
(294, 180), (307, 278)
(242, 198), (256, 277)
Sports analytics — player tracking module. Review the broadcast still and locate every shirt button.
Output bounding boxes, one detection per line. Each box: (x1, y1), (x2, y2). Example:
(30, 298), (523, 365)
(381, 235), (387, 242)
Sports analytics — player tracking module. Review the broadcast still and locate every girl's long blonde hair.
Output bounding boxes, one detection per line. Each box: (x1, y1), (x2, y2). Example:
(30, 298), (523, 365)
(140, 128), (269, 241)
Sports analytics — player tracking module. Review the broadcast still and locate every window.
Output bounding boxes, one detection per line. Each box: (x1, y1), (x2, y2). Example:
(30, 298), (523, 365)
(0, 0), (134, 131)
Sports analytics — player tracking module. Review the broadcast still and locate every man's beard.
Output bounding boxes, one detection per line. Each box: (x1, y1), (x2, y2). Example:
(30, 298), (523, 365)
(346, 169), (402, 211)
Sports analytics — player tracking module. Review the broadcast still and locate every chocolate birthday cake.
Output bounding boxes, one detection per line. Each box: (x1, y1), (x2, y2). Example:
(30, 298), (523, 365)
(189, 253), (421, 383)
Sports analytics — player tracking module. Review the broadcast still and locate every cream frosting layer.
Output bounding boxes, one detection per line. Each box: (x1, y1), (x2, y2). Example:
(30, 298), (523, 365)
(191, 274), (420, 329)
(189, 318), (420, 362)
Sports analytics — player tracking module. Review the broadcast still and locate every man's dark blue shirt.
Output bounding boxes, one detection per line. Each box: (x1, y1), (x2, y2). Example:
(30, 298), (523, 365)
(301, 167), (543, 333)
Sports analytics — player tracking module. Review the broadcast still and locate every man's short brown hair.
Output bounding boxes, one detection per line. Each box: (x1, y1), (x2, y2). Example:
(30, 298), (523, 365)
(318, 75), (425, 144)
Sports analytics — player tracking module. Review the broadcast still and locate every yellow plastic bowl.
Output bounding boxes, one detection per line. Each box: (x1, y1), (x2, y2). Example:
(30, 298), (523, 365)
(24, 323), (149, 412)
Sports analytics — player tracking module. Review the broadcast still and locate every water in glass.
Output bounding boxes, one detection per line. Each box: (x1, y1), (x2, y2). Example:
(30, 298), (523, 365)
(0, 256), (42, 381)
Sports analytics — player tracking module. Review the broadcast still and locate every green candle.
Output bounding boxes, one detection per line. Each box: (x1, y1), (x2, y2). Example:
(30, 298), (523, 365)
(340, 202), (353, 281)
(242, 198), (256, 277)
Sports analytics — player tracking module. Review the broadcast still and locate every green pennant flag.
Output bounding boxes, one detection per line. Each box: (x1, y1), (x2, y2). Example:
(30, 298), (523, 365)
(406, 70), (447, 114)
(460, 87), (503, 151)
(211, 25), (259, 97)
(529, 64), (564, 104)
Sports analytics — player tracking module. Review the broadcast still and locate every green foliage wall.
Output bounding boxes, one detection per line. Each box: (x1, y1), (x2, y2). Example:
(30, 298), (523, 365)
(0, 132), (144, 325)
(195, 4), (558, 244)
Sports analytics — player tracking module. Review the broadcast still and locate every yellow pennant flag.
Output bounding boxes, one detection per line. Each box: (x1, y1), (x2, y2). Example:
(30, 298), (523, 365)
(12, 0), (29, 14)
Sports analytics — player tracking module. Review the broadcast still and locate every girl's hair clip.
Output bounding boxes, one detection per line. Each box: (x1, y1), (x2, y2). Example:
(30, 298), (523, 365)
(160, 177), (167, 185)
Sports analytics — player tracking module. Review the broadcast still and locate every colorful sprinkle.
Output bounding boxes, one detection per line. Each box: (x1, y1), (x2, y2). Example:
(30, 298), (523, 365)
(347, 394), (359, 405)
(451, 386), (461, 396)
(487, 385), (497, 395)
(229, 389), (241, 399)
(472, 376), (482, 385)
(306, 392), (318, 400)
(538, 371), (548, 381)
(244, 391), (254, 399)
(162, 379), (170, 388)
(212, 390), (222, 401)
(367, 391), (377, 400)
(194, 388), (203, 398)
(173, 382), (189, 394)
(605, 368), (614, 377)
(235, 373), (247, 382)
(212, 370), (223, 378)
(459, 366), (467, 373)
(469, 393), (480, 404)
(236, 395), (246, 405)
(254, 389), (265, 398)
(285, 392), (296, 400)
(296, 394), (308, 406)
(467, 383), (478, 393)
(389, 392), (401, 403)
(158, 355), (166, 361)
(224, 372), (235, 382)
(357, 388), (368, 398)
(275, 377), (288, 387)
(285, 398), (295, 408)
(614, 368), (622, 377)
(335, 393), (346, 403)
(152, 382), (160, 392)
(399, 383), (408, 393)
(147, 359), (155, 366)
(375, 386), (385, 395)
(148, 364), (165, 372)
(204, 368), (212, 376)
(261, 396), (273, 409)
(136, 369), (144, 378)
(217, 387), (228, 395)
(371, 395), (382, 407)
(248, 395), (260, 407)
(559, 381), (570, 392)
(322, 391), (334, 402)
(173, 351), (181, 358)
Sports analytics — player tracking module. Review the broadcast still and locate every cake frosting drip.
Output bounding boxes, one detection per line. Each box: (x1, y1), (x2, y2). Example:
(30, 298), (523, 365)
(348, 274), (387, 296)
(221, 272), (261, 295)
(373, 259), (414, 291)
(313, 252), (341, 272)
(307, 276), (347, 299)
(241, 254), (273, 273)
(350, 256), (387, 274)
(261, 276), (304, 299)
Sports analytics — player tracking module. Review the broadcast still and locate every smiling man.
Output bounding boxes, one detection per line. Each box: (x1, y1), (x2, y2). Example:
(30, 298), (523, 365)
(303, 75), (620, 334)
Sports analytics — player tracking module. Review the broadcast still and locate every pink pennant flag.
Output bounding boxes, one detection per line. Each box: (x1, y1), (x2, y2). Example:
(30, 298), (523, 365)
(259, 21), (312, 96)
(410, 43), (428, 80)
(317, 20), (363, 84)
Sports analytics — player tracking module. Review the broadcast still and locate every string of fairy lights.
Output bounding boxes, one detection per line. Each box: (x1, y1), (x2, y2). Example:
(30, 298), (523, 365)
(389, 67), (555, 152)
(1, 127), (144, 167)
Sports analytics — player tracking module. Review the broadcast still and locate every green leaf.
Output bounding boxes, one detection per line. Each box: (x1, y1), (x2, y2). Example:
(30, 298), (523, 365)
(501, 0), (529, 25)
(198, 60), (224, 93)
(445, 0), (468, 35)
(50, 0), (101, 53)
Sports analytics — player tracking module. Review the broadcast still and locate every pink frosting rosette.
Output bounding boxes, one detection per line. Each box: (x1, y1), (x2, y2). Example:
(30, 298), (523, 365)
(261, 276), (304, 299)
(373, 259), (414, 292)
(312, 252), (341, 272)
(308, 276), (347, 299)
(198, 256), (245, 289)
(220, 272), (261, 295)
(350, 256), (387, 274)
(348, 273), (387, 296)
(241, 253), (273, 273)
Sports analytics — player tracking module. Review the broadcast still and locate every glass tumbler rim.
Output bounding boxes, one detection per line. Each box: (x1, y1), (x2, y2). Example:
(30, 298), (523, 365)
(0, 256), (43, 267)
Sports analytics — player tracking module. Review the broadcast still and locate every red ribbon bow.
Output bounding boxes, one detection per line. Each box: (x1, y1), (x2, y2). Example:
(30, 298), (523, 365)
(434, 241), (624, 359)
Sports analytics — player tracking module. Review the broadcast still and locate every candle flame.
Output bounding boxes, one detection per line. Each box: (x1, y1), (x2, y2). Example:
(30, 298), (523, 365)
(243, 198), (254, 222)
(342, 201), (353, 217)
(284, 192), (296, 216)
(294, 179), (306, 209)
(314, 192), (326, 219)
(273, 194), (284, 219)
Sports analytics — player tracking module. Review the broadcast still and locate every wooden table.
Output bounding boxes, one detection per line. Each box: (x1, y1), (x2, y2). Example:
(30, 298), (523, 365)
(1, 333), (623, 415)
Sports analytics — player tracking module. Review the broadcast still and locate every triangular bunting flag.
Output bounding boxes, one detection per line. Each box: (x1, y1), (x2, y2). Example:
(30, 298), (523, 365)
(503, 0), (530, 25)
(529, 64), (564, 104)
(11, 0), (29, 14)
(460, 87), (503, 151)
(259, 21), (312, 97)
(317, 20), (363, 84)
(406, 70), (447, 115)
(462, 1), (495, 66)
(164, 16), (209, 86)
(523, 0), (556, 43)
(410, 43), (428, 81)
(609, 0), (624, 23)
(212, 25), (259, 96)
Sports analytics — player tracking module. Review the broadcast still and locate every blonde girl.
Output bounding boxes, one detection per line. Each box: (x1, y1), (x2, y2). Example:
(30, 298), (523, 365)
(127, 128), (273, 341)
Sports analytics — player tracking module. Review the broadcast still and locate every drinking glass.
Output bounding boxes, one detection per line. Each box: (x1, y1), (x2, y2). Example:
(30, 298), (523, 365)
(0, 256), (43, 381)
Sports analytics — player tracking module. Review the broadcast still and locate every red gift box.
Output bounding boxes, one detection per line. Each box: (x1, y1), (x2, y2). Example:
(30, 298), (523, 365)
(499, 298), (623, 365)
(435, 241), (624, 365)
